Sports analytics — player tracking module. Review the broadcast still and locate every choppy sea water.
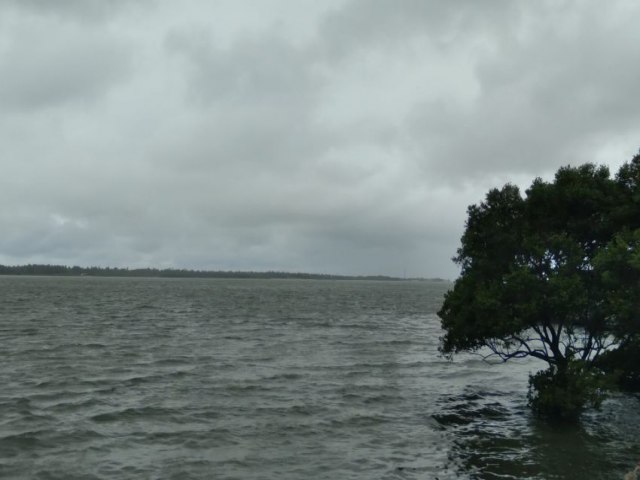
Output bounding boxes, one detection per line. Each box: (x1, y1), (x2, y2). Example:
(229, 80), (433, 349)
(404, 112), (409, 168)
(0, 276), (638, 479)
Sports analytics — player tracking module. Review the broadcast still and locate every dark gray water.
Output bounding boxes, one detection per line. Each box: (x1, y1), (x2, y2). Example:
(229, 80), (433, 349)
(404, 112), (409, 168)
(0, 276), (638, 479)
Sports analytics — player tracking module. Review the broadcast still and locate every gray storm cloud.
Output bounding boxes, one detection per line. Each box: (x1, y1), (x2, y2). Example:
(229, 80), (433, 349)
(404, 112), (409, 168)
(0, 0), (638, 278)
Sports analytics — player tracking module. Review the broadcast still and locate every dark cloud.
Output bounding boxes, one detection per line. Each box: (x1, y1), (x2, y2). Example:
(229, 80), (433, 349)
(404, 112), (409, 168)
(0, 31), (131, 110)
(2, 0), (152, 23)
(406, 1), (640, 183)
(0, 1), (134, 110)
(317, 0), (518, 60)
(0, 1), (638, 278)
(163, 28), (329, 173)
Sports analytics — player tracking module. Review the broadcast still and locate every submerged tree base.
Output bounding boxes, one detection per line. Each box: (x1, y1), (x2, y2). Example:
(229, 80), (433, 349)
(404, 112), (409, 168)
(527, 360), (610, 421)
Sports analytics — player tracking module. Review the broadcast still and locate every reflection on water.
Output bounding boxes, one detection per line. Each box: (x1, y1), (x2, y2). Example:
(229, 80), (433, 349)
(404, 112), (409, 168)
(0, 276), (637, 479)
(436, 382), (640, 479)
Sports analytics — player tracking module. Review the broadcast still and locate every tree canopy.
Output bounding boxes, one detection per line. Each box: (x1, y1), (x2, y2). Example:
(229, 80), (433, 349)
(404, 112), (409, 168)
(438, 152), (640, 418)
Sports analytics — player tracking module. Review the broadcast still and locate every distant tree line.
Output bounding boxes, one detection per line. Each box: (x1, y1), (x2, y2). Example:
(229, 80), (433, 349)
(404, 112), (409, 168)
(0, 264), (446, 282)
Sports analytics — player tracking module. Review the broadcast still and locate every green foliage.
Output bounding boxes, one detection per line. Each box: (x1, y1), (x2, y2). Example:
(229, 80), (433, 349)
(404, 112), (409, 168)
(595, 338), (640, 391)
(527, 361), (609, 420)
(439, 151), (640, 419)
(594, 228), (640, 338)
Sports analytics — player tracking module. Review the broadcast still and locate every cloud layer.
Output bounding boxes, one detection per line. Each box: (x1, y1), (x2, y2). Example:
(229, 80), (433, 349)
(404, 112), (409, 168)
(1, 0), (639, 278)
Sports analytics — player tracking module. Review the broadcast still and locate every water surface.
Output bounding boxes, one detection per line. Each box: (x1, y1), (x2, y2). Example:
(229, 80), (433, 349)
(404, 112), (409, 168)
(0, 277), (637, 479)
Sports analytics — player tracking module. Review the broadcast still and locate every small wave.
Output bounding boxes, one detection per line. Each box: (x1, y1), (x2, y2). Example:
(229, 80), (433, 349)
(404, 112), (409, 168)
(326, 413), (392, 429)
(225, 383), (272, 393)
(46, 397), (105, 413)
(0, 430), (54, 450)
(261, 372), (303, 381)
(255, 404), (328, 417)
(18, 327), (39, 336)
(434, 391), (513, 431)
(363, 394), (400, 405)
(432, 413), (475, 427)
(152, 357), (194, 367)
(90, 406), (179, 423)
(135, 304), (157, 310)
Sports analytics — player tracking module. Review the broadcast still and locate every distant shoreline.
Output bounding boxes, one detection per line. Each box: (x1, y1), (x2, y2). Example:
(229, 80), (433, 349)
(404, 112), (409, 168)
(0, 264), (449, 282)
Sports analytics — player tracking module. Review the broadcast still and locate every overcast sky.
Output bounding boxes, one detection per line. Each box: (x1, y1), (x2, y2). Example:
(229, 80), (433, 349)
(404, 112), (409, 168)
(1, 0), (639, 278)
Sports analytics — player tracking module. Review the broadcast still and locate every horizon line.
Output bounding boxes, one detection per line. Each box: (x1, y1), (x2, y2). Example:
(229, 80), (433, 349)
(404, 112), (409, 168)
(0, 263), (450, 282)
